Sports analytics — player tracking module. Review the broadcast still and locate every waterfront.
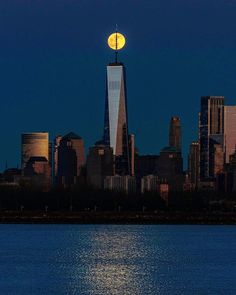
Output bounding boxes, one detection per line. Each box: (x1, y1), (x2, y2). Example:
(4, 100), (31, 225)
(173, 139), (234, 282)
(0, 225), (236, 294)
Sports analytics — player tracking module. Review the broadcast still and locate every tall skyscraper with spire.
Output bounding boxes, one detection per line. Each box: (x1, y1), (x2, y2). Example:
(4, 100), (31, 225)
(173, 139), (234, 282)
(103, 62), (129, 156)
(103, 31), (130, 175)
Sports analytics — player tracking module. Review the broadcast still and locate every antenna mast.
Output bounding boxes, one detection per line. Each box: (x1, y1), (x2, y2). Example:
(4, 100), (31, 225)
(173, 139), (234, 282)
(115, 24), (118, 63)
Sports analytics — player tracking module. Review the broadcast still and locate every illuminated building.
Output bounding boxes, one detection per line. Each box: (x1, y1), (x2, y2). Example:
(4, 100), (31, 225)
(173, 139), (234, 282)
(199, 96), (224, 180)
(224, 106), (236, 163)
(103, 62), (130, 175)
(103, 31), (131, 175)
(169, 117), (182, 151)
(211, 141), (224, 175)
(21, 132), (49, 170)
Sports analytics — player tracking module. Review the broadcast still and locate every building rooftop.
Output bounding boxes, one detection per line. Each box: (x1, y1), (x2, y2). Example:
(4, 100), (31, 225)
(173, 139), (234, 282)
(28, 156), (48, 163)
(94, 139), (107, 146)
(161, 146), (181, 153)
(62, 132), (82, 140)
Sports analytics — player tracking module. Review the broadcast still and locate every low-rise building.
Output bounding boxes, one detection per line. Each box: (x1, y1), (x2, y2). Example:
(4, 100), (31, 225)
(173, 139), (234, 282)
(104, 175), (136, 194)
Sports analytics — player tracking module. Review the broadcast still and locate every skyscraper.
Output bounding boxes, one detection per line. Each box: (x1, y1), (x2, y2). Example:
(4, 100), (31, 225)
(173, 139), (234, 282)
(54, 135), (62, 180)
(156, 146), (183, 191)
(224, 106), (236, 163)
(128, 134), (135, 176)
(188, 141), (200, 188)
(56, 132), (85, 187)
(86, 143), (114, 189)
(199, 96), (224, 180)
(21, 132), (49, 169)
(169, 117), (182, 151)
(103, 62), (130, 174)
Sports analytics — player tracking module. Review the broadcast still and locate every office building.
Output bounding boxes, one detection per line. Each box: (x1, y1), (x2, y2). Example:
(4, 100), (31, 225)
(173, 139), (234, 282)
(188, 141), (200, 188)
(169, 116), (182, 151)
(224, 106), (236, 163)
(21, 132), (49, 170)
(104, 175), (136, 194)
(103, 62), (130, 174)
(23, 156), (51, 191)
(135, 155), (159, 177)
(56, 132), (85, 187)
(199, 96), (224, 180)
(54, 135), (62, 180)
(141, 175), (169, 202)
(141, 175), (160, 193)
(129, 134), (135, 176)
(86, 143), (114, 189)
(156, 146), (183, 191)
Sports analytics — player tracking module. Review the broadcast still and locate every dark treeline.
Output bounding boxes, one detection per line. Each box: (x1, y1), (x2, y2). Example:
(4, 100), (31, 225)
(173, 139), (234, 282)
(0, 185), (235, 212)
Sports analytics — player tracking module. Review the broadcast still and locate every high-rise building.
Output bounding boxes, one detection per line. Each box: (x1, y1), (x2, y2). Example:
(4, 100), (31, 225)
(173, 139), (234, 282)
(135, 155), (159, 177)
(103, 62), (130, 174)
(199, 96), (224, 180)
(157, 146), (183, 191)
(86, 143), (114, 189)
(21, 132), (49, 170)
(169, 117), (182, 151)
(54, 135), (62, 180)
(224, 106), (236, 163)
(211, 141), (224, 175)
(56, 132), (85, 187)
(188, 141), (200, 188)
(129, 134), (135, 176)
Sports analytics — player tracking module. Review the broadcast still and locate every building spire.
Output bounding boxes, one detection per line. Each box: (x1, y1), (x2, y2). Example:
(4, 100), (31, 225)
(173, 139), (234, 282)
(107, 27), (125, 64)
(115, 24), (118, 63)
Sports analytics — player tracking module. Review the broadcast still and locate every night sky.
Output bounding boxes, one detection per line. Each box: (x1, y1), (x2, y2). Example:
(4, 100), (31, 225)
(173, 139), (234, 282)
(1, 0), (236, 170)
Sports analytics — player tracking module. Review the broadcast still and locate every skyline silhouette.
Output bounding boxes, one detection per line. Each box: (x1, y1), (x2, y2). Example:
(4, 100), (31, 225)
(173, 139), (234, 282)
(0, 0), (236, 170)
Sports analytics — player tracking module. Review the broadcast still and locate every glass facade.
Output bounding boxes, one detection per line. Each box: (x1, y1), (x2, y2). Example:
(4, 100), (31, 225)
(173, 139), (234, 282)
(199, 96), (224, 180)
(103, 63), (129, 157)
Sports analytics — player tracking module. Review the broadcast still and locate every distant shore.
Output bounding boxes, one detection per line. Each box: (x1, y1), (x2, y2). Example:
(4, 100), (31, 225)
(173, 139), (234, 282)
(0, 211), (236, 224)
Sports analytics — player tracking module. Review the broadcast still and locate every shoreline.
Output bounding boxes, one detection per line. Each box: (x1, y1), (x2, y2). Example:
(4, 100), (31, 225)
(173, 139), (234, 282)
(0, 211), (236, 225)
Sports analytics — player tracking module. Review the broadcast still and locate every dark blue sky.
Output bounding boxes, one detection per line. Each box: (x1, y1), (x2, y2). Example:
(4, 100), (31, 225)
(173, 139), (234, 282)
(1, 0), (236, 170)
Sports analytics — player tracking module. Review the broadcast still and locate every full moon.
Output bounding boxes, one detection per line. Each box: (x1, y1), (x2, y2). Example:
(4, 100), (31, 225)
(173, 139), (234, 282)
(107, 32), (126, 50)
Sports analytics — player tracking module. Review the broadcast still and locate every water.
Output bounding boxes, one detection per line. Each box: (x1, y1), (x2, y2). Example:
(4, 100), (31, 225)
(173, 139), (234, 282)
(0, 225), (235, 295)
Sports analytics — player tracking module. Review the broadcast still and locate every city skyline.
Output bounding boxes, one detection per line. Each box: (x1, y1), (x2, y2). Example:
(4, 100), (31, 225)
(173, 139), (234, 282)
(1, 0), (236, 170)
(1, 2), (236, 294)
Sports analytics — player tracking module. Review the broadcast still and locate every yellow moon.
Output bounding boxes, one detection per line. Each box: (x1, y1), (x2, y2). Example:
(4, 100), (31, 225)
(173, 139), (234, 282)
(107, 32), (126, 50)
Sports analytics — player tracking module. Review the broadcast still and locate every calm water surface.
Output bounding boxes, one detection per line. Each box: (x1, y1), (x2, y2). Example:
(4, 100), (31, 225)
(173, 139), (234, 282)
(0, 224), (235, 294)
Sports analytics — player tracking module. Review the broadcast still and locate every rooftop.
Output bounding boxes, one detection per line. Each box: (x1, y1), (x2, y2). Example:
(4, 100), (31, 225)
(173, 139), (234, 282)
(62, 132), (82, 140)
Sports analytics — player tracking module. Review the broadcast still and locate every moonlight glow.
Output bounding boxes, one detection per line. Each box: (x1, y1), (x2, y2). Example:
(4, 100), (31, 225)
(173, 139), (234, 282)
(107, 32), (126, 50)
